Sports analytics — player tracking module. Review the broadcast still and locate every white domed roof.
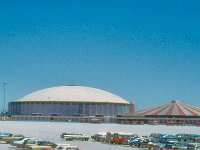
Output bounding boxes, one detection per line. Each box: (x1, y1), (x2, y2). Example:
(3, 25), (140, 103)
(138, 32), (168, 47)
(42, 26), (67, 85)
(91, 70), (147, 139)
(18, 86), (130, 104)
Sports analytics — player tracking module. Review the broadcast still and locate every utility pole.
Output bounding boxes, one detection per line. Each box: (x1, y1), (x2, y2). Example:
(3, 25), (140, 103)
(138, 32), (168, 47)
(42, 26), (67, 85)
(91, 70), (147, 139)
(3, 82), (6, 114)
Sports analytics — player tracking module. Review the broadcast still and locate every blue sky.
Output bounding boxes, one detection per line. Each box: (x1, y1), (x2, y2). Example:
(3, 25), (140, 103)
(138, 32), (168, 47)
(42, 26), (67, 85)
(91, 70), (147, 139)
(0, 0), (200, 111)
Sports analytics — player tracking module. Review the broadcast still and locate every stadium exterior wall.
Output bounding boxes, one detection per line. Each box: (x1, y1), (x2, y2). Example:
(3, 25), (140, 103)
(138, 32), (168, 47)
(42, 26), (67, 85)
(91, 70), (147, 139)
(8, 101), (130, 117)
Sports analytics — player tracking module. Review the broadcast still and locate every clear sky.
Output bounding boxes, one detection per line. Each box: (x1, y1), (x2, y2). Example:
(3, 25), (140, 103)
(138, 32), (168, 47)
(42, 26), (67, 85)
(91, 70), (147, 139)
(0, 0), (200, 111)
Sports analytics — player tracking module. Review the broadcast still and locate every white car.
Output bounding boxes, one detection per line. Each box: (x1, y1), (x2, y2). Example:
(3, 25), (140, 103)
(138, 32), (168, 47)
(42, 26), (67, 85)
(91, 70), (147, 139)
(12, 137), (35, 146)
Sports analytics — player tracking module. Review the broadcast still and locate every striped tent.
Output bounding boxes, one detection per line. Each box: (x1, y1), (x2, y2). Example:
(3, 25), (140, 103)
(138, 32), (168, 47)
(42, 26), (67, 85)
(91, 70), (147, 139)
(134, 100), (200, 116)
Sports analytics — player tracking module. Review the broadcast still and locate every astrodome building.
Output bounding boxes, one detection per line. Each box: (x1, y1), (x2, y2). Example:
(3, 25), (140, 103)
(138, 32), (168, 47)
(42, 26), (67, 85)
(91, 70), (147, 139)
(8, 86), (131, 117)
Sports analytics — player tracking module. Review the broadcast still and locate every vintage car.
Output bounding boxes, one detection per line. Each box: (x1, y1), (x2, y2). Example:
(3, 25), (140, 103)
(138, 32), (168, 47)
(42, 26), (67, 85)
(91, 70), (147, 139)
(64, 134), (89, 141)
(60, 133), (82, 139)
(149, 133), (165, 138)
(139, 139), (153, 149)
(196, 138), (200, 143)
(27, 145), (52, 150)
(171, 142), (189, 149)
(151, 139), (179, 150)
(26, 140), (57, 150)
(42, 145), (79, 150)
(122, 137), (139, 145)
(60, 133), (75, 139)
(11, 137), (36, 147)
(0, 132), (12, 140)
(55, 144), (74, 150)
(91, 132), (114, 143)
(163, 140), (180, 149)
(23, 139), (50, 149)
(159, 134), (181, 140)
(186, 143), (200, 150)
(91, 132), (107, 142)
(2, 134), (24, 143)
(112, 132), (137, 144)
(175, 134), (200, 142)
(129, 137), (146, 146)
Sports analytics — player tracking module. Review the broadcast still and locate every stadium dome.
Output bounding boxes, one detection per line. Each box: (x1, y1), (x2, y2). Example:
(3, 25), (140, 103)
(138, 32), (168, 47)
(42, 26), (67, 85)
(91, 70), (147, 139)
(134, 100), (200, 116)
(18, 86), (130, 104)
(8, 86), (131, 117)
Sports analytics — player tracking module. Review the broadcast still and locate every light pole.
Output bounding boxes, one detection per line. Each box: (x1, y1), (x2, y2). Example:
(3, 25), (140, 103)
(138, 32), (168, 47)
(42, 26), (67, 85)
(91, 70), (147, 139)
(3, 82), (6, 114)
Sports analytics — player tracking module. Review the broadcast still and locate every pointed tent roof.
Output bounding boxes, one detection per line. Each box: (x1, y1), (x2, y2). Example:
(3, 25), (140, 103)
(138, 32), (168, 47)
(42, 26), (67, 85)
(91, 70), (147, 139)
(134, 100), (200, 116)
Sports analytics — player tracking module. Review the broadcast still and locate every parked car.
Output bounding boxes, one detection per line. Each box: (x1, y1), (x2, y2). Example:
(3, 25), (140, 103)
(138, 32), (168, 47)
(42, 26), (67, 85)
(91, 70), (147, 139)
(23, 139), (49, 149)
(149, 133), (164, 138)
(11, 137), (35, 147)
(129, 137), (146, 147)
(151, 139), (178, 150)
(172, 142), (188, 149)
(91, 132), (107, 142)
(27, 145), (52, 150)
(163, 140), (179, 149)
(122, 137), (139, 145)
(26, 140), (57, 150)
(65, 134), (89, 141)
(56, 144), (75, 150)
(187, 143), (200, 150)
(60, 133), (77, 139)
(0, 132), (12, 140)
(112, 132), (137, 144)
(42, 145), (79, 150)
(2, 134), (24, 143)
(175, 134), (200, 142)
(60, 133), (82, 139)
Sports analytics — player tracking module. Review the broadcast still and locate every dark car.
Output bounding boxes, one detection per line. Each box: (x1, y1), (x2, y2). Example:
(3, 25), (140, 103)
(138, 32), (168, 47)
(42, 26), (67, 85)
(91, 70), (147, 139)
(129, 137), (146, 147)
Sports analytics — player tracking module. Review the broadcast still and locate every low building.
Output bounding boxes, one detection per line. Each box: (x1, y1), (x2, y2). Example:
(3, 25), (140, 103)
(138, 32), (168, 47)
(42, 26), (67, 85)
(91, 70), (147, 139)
(116, 100), (200, 125)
